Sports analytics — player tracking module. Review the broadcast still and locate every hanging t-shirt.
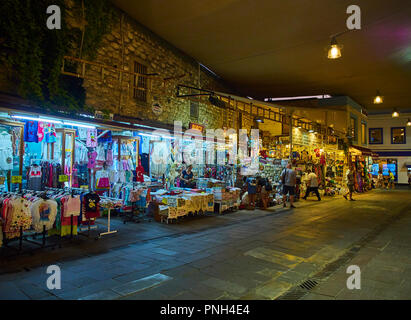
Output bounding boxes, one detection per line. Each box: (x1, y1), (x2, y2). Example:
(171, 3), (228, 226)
(64, 196), (81, 217)
(27, 165), (42, 191)
(31, 199), (58, 232)
(83, 193), (100, 219)
(24, 120), (39, 143)
(37, 122), (45, 142)
(44, 123), (57, 143)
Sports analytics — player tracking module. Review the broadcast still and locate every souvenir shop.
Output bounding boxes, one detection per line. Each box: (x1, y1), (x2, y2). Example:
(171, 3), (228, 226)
(251, 128), (348, 203)
(0, 108), (249, 250)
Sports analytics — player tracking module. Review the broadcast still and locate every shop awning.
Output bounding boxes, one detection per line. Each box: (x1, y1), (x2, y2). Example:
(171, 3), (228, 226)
(350, 145), (376, 157)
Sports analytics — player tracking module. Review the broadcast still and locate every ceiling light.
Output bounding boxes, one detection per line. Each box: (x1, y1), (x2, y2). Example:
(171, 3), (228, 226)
(373, 90), (383, 104)
(327, 37), (342, 59)
(254, 116), (264, 123)
(407, 118), (411, 126)
(392, 108), (399, 118)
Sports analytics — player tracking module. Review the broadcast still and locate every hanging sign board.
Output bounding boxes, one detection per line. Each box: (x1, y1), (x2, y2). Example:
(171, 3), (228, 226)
(189, 122), (205, 134)
(0, 176), (6, 184)
(59, 175), (69, 182)
(11, 176), (22, 184)
(152, 102), (163, 116)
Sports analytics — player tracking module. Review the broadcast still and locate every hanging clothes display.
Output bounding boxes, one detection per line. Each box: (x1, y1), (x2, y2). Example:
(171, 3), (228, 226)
(86, 129), (98, 148)
(1, 196), (33, 239)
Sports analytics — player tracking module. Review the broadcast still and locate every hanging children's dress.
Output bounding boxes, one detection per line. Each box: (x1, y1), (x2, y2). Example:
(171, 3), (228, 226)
(95, 170), (110, 191)
(31, 198), (58, 233)
(87, 129), (98, 147)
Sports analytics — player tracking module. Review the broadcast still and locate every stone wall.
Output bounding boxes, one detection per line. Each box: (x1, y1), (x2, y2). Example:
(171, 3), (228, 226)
(67, 3), (253, 132)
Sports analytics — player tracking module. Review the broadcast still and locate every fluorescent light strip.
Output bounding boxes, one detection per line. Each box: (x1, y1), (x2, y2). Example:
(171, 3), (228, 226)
(64, 122), (96, 129)
(12, 115), (63, 124)
(139, 132), (175, 140)
(264, 95), (332, 102)
(38, 117), (63, 124)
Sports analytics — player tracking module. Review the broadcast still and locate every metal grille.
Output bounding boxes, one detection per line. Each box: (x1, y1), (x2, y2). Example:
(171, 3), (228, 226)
(133, 61), (147, 102)
(299, 279), (318, 290)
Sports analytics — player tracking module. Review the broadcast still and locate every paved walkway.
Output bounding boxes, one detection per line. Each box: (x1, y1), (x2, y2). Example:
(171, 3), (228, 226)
(0, 188), (410, 300)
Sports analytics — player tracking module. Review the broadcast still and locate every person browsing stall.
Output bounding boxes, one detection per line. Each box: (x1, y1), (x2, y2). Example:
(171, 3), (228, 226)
(246, 176), (258, 210)
(180, 165), (194, 188)
(303, 169), (321, 201)
(281, 163), (297, 209)
(344, 165), (356, 201)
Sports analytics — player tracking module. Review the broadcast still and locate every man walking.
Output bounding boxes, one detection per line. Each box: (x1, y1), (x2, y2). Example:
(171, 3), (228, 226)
(303, 169), (321, 201)
(281, 163), (297, 208)
(344, 165), (356, 201)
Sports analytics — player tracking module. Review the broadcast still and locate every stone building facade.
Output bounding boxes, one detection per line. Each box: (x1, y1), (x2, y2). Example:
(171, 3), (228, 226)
(65, 1), (253, 132)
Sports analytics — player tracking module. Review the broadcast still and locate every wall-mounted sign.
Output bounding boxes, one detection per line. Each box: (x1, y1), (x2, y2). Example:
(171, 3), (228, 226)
(11, 176), (22, 184)
(58, 175), (69, 182)
(152, 102), (163, 116)
(189, 122), (205, 133)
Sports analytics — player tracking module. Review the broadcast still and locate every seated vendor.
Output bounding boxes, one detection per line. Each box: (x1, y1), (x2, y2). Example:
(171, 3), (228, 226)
(180, 164), (195, 188)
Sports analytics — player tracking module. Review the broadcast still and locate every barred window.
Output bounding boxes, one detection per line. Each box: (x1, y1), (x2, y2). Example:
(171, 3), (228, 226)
(133, 61), (147, 102)
(190, 101), (199, 119)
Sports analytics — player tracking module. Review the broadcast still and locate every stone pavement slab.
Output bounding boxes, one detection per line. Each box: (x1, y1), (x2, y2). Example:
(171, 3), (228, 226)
(1, 189), (410, 300)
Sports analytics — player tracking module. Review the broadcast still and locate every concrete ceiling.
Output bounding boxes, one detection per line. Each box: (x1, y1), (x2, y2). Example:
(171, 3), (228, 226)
(111, 0), (411, 111)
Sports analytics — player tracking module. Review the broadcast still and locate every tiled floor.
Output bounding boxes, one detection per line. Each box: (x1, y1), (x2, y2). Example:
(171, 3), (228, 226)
(1, 188), (410, 300)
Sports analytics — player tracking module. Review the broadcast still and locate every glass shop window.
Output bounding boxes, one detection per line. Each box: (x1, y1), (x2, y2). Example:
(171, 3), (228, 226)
(361, 123), (367, 145)
(350, 117), (357, 141)
(369, 128), (383, 144)
(391, 127), (406, 144)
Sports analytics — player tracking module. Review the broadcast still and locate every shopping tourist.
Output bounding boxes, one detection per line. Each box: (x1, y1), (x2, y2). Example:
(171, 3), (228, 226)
(377, 171), (384, 188)
(281, 162), (297, 208)
(258, 176), (269, 210)
(303, 169), (321, 201)
(180, 164), (194, 188)
(246, 176), (258, 210)
(344, 165), (356, 201)
(387, 170), (395, 189)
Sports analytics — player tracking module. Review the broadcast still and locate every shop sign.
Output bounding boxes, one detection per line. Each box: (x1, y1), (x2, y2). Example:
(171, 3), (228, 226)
(11, 176), (22, 184)
(152, 102), (163, 115)
(189, 122), (205, 133)
(58, 175), (69, 182)
(0, 176), (5, 184)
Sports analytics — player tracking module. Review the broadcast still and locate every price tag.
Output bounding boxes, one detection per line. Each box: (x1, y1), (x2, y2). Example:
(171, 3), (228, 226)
(0, 176), (5, 184)
(11, 176), (22, 184)
(58, 175), (69, 182)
